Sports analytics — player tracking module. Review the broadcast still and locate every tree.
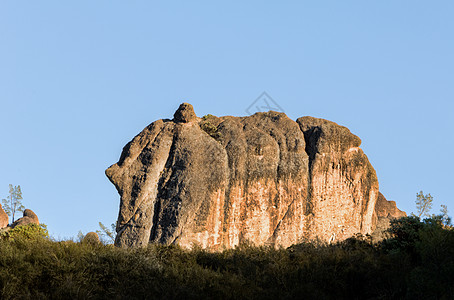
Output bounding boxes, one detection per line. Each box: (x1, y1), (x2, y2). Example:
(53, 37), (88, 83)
(440, 204), (451, 226)
(2, 184), (25, 223)
(96, 222), (116, 244)
(415, 191), (433, 219)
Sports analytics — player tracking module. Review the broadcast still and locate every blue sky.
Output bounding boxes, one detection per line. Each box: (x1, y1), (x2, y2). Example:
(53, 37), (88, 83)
(1, 1), (453, 239)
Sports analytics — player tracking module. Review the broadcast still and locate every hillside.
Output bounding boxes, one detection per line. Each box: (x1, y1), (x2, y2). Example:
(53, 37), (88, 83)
(0, 216), (452, 299)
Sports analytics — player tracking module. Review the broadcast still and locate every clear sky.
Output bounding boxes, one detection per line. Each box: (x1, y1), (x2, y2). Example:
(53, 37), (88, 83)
(1, 1), (453, 239)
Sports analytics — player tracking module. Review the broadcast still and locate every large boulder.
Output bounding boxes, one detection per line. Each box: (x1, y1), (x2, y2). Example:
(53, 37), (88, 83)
(0, 204), (8, 229)
(10, 209), (39, 229)
(107, 103), (405, 249)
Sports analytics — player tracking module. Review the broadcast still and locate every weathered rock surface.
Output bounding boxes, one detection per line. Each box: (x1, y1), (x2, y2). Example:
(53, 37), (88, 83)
(374, 192), (407, 219)
(107, 103), (405, 249)
(10, 209), (39, 229)
(0, 204), (8, 229)
(371, 192), (407, 241)
(296, 117), (379, 243)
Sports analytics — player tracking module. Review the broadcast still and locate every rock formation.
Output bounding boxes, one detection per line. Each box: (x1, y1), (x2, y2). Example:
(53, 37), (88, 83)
(10, 209), (39, 229)
(107, 103), (405, 249)
(0, 204), (8, 229)
(371, 192), (407, 241)
(374, 192), (407, 220)
(83, 232), (101, 245)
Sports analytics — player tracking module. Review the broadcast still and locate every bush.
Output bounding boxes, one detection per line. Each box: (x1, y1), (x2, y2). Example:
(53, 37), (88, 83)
(380, 215), (454, 298)
(0, 220), (453, 299)
(200, 115), (222, 140)
(0, 223), (49, 240)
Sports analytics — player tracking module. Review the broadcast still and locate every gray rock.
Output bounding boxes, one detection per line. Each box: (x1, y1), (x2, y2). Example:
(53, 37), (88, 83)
(173, 103), (197, 123)
(10, 209), (39, 229)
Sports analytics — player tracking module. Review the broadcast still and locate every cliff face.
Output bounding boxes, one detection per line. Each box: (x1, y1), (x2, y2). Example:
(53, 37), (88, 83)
(297, 117), (379, 243)
(106, 103), (404, 249)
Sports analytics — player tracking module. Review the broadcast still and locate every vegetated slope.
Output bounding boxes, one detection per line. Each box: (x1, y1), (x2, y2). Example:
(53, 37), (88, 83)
(0, 217), (452, 299)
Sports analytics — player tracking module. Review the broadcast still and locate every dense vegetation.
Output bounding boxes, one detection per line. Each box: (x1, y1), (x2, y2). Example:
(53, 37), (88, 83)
(0, 216), (453, 299)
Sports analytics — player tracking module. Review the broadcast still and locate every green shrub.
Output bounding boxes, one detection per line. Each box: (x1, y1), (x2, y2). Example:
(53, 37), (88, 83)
(202, 114), (215, 121)
(200, 115), (222, 140)
(0, 223), (49, 240)
(379, 215), (454, 298)
(380, 216), (423, 257)
(0, 223), (453, 299)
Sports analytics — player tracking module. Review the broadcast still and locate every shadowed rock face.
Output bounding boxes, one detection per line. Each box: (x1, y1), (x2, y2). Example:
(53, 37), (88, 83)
(107, 103), (404, 249)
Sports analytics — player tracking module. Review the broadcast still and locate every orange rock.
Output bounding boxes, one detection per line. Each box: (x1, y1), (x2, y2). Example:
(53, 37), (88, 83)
(83, 232), (101, 245)
(374, 192), (407, 219)
(107, 104), (405, 249)
(371, 192), (407, 241)
(0, 204), (8, 229)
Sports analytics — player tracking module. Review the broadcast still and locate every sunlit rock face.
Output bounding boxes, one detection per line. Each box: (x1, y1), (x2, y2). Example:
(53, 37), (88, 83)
(371, 192), (407, 241)
(106, 103), (404, 250)
(0, 204), (8, 229)
(297, 117), (379, 243)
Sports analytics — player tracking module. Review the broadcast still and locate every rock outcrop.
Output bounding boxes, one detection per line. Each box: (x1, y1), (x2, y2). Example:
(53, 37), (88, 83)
(107, 103), (405, 249)
(371, 192), (407, 241)
(0, 204), (8, 229)
(374, 192), (407, 220)
(10, 209), (39, 229)
(83, 232), (101, 245)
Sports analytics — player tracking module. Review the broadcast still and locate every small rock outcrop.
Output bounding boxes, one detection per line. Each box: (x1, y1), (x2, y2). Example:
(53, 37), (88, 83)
(10, 209), (39, 229)
(107, 103), (405, 249)
(0, 204), (8, 229)
(371, 192), (407, 241)
(83, 232), (101, 245)
(173, 103), (197, 123)
(374, 192), (407, 219)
